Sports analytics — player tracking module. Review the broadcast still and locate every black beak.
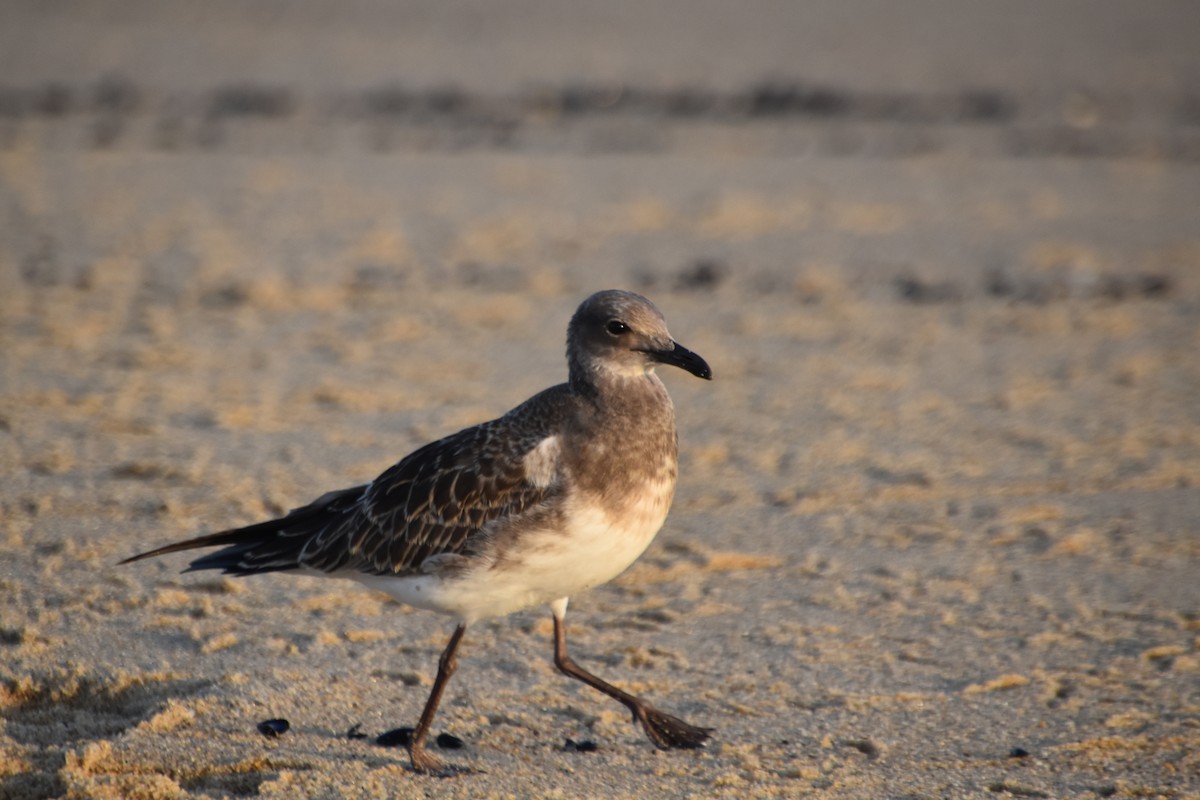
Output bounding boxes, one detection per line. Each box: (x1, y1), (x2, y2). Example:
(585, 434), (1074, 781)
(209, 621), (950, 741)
(646, 341), (712, 380)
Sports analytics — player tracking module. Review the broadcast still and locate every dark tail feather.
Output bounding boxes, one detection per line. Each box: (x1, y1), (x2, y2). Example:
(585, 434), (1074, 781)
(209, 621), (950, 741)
(119, 485), (366, 576)
(118, 517), (298, 575)
(118, 528), (257, 565)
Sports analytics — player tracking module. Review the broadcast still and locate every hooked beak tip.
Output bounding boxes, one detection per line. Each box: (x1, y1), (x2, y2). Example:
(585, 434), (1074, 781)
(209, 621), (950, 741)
(648, 341), (712, 380)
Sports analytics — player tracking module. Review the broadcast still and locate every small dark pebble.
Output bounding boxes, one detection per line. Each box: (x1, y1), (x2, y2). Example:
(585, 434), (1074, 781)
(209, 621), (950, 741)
(839, 738), (880, 760)
(865, 465), (930, 487)
(1023, 525), (1053, 554)
(375, 727), (462, 749)
(436, 732), (465, 750)
(257, 718), (289, 738)
(375, 727), (414, 748)
(346, 723), (368, 740)
(1009, 746), (1031, 758)
(985, 781), (1049, 798)
(563, 738), (599, 753)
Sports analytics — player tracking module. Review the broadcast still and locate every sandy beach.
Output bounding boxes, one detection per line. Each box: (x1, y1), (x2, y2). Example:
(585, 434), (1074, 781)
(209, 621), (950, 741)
(2, 2), (1199, 797)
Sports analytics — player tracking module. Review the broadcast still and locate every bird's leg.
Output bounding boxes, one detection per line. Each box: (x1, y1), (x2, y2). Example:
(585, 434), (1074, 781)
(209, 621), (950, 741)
(551, 603), (712, 749)
(408, 623), (467, 774)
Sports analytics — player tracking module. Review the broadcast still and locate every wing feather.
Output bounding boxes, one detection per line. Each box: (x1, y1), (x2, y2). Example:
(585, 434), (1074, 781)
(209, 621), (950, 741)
(120, 385), (575, 578)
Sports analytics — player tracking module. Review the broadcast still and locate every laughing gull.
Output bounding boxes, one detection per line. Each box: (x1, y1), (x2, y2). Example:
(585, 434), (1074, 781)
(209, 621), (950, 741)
(122, 289), (713, 774)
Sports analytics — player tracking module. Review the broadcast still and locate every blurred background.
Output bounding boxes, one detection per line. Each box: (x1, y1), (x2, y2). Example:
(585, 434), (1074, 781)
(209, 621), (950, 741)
(2, 0), (1198, 302)
(1, 2), (1198, 798)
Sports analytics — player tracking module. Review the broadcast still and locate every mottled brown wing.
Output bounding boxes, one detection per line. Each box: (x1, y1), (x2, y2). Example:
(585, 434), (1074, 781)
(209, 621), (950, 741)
(121, 385), (574, 578)
(295, 418), (557, 576)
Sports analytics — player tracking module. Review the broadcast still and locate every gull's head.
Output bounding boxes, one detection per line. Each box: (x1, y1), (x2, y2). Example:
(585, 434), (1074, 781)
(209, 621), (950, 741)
(567, 290), (712, 385)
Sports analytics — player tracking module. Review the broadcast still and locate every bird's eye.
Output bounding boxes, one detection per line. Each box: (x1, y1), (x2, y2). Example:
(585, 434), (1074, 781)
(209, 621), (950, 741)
(605, 320), (630, 336)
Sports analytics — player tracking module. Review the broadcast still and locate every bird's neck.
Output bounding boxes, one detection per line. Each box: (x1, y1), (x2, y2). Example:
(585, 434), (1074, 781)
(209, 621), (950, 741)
(572, 369), (674, 424)
(563, 371), (678, 499)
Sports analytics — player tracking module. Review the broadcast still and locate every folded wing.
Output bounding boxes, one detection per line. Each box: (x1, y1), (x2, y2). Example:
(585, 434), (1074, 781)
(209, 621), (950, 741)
(120, 406), (565, 577)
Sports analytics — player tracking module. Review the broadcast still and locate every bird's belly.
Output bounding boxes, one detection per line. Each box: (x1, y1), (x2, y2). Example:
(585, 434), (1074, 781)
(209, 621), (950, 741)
(358, 492), (671, 624)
